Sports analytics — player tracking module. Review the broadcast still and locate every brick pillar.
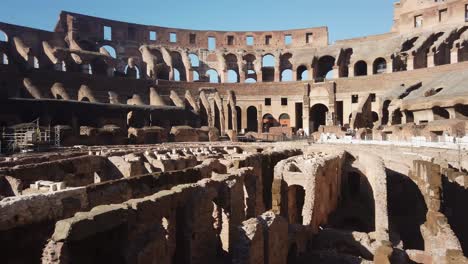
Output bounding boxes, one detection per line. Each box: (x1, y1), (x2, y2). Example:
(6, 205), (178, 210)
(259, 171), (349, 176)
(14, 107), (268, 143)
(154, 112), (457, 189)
(257, 104), (263, 134)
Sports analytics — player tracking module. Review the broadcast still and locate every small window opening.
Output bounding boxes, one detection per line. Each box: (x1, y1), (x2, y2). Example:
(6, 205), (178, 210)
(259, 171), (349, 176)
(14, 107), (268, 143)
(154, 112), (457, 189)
(208, 37), (216, 51)
(246, 36), (254, 46)
(170, 32), (177, 43)
(285, 35), (292, 45)
(265, 35), (272, 45)
(104, 26), (112, 41)
(306, 33), (313, 44)
(189, 33), (196, 44)
(352, 95), (359, 104)
(265, 98), (271, 106)
(281, 98), (288, 106)
(149, 31), (157, 41)
(227, 35), (234, 46)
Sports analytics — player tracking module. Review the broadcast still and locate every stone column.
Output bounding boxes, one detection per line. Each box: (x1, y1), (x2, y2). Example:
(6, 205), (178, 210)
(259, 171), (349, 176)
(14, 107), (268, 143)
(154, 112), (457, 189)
(406, 54), (415, 71)
(308, 66), (314, 81)
(450, 47), (459, 64)
(274, 65), (280, 82)
(241, 107), (247, 132)
(302, 84), (310, 135)
(257, 104), (263, 134)
(348, 66), (355, 77)
(386, 58), (393, 73)
(292, 69), (298, 81)
(332, 65), (339, 79)
(367, 63), (373, 76)
(427, 51), (435, 68)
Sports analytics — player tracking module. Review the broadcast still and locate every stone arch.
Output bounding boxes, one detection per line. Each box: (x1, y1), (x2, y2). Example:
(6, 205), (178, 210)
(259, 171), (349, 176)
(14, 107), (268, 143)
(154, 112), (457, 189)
(225, 53), (239, 83)
(125, 58), (141, 79)
(189, 53), (200, 67)
(279, 113), (291, 127)
(0, 30), (8, 42)
(391, 108), (403, 125)
(315, 55), (335, 81)
(262, 113), (278, 133)
(192, 70), (200, 81)
(206, 69), (219, 83)
(454, 104), (468, 119)
(1, 52), (8, 65)
(297, 65), (308, 81)
(310, 103), (329, 132)
(354, 60), (367, 76)
(373, 57), (387, 74)
(235, 106), (242, 131)
(432, 106), (450, 120)
(281, 69), (293, 82)
(287, 185), (306, 224)
(101, 45), (117, 58)
(262, 54), (275, 82)
(246, 106), (258, 132)
(171, 51), (187, 81)
(227, 69), (239, 83)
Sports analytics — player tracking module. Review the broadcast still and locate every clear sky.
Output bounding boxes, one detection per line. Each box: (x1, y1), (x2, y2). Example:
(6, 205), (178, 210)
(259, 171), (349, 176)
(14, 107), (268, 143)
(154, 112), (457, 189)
(0, 0), (396, 42)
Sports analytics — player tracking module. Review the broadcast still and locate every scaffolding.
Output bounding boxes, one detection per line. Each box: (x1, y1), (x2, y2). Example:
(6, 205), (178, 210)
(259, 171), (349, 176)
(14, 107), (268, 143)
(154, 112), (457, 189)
(0, 119), (56, 153)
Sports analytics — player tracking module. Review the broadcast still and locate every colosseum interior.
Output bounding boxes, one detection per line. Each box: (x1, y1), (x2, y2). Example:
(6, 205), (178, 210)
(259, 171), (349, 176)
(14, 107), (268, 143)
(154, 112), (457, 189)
(1, 0), (468, 263)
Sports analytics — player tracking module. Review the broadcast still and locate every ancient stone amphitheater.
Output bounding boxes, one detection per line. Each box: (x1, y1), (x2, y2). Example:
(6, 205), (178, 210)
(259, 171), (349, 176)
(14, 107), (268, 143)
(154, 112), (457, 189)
(1, 0), (468, 263)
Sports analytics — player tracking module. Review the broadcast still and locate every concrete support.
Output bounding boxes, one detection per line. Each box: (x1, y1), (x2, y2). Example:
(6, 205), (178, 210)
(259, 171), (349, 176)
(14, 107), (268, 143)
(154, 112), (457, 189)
(303, 84), (310, 136)
(241, 107), (247, 132)
(367, 63), (373, 76)
(274, 65), (280, 82)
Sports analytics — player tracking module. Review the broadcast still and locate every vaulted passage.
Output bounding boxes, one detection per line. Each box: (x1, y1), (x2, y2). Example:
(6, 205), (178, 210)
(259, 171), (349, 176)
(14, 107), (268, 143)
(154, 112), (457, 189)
(386, 169), (427, 250)
(310, 104), (328, 132)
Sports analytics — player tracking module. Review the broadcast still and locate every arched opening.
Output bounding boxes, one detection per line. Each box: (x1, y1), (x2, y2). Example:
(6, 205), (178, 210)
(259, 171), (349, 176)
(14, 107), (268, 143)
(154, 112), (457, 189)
(262, 54), (275, 82)
(373, 58), (387, 74)
(192, 71), (200, 81)
(206, 69), (219, 83)
(381, 100), (391, 125)
(171, 52), (187, 81)
(371, 111), (379, 123)
(0, 30), (7, 42)
(82, 64), (92, 75)
(236, 106), (242, 132)
(101, 45), (116, 58)
(214, 103), (221, 131)
(1, 53), (8, 65)
(173, 68), (181, 81)
(391, 109), (403, 125)
(330, 170), (375, 233)
(246, 106), (258, 132)
(61, 61), (67, 72)
(316, 55), (335, 82)
(405, 110), (414, 123)
(227, 69), (239, 83)
(243, 54), (257, 81)
(125, 61), (140, 79)
(297, 65), (308, 81)
(80, 97), (90, 102)
(228, 106), (233, 130)
(454, 104), (468, 119)
(310, 104), (329, 132)
(287, 185), (305, 224)
(387, 169), (427, 250)
(245, 78), (256, 83)
(199, 103), (209, 126)
(279, 113), (291, 127)
(281, 69), (293, 82)
(432, 106), (450, 120)
(262, 113), (278, 133)
(189, 54), (199, 67)
(354, 60), (367, 76)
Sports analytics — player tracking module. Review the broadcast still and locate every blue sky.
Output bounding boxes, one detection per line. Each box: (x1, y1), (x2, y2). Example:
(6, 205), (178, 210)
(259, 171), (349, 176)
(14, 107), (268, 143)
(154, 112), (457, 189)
(0, 0), (395, 42)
